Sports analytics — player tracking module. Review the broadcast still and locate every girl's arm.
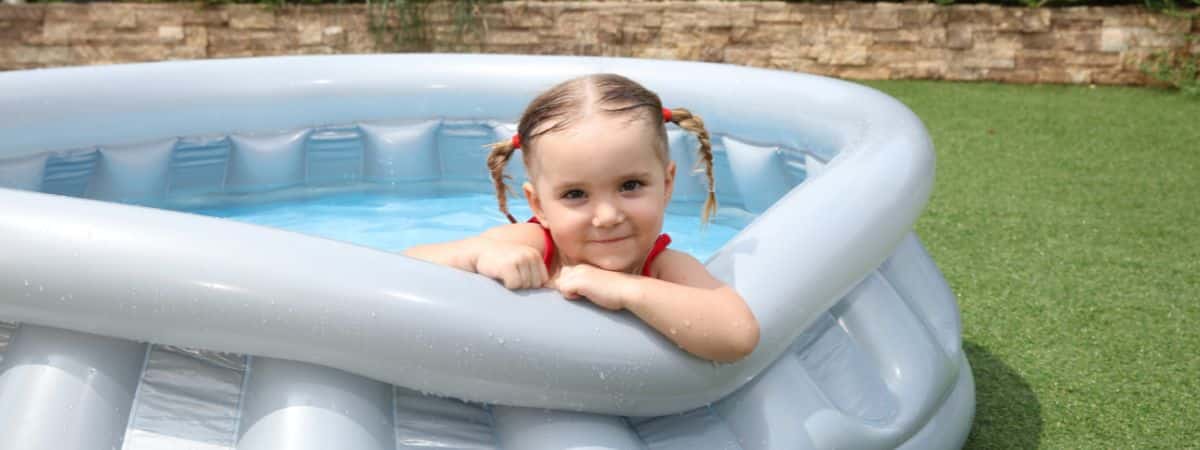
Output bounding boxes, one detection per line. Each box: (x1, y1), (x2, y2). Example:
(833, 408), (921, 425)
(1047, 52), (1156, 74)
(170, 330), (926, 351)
(404, 223), (549, 289)
(553, 250), (759, 362)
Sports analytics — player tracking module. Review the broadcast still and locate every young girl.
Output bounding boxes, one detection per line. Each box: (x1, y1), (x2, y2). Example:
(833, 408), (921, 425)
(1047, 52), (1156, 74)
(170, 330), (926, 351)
(404, 74), (759, 363)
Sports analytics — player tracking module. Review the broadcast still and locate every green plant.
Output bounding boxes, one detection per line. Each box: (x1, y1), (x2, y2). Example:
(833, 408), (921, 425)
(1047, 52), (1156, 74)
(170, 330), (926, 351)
(366, 0), (488, 53)
(1143, 0), (1200, 15)
(1140, 34), (1200, 96)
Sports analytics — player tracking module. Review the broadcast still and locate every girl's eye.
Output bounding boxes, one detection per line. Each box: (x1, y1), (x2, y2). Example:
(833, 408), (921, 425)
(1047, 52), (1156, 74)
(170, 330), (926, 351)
(562, 189), (585, 200)
(620, 180), (644, 192)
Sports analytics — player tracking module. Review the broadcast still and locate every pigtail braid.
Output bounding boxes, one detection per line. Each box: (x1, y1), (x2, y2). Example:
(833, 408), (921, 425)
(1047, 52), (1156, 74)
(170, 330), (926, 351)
(486, 139), (520, 223)
(667, 107), (718, 224)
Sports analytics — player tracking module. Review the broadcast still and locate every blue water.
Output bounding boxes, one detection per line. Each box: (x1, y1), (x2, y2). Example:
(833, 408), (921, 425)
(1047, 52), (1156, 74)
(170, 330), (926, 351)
(186, 191), (743, 262)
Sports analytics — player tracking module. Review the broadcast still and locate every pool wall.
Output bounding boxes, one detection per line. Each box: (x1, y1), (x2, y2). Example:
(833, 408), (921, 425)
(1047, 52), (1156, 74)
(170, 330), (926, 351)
(0, 54), (972, 450)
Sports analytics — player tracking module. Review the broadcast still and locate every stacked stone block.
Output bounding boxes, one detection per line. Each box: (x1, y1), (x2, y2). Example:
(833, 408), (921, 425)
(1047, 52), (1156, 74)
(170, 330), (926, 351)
(1, 1), (1197, 85)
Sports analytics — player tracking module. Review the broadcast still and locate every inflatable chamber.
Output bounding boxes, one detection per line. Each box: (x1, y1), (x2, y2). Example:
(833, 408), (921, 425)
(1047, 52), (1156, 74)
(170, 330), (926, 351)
(0, 55), (973, 450)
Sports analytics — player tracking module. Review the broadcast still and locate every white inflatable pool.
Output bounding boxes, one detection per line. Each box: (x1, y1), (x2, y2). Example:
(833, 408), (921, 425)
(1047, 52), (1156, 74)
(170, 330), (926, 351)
(0, 54), (973, 450)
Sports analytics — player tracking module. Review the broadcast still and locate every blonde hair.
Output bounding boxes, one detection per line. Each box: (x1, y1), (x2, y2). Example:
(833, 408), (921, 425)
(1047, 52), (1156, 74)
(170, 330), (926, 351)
(487, 74), (717, 224)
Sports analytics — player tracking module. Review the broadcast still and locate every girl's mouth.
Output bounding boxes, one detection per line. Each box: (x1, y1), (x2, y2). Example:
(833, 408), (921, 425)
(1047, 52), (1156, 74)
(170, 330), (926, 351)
(591, 236), (630, 244)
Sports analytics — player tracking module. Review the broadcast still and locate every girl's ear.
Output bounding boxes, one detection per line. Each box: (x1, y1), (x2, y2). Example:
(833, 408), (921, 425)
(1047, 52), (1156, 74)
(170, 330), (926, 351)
(664, 161), (676, 203)
(523, 181), (546, 224)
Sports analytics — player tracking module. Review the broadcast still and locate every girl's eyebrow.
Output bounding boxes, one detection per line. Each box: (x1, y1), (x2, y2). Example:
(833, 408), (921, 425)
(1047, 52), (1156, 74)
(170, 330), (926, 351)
(551, 180), (585, 191)
(620, 171), (652, 179)
(550, 172), (653, 191)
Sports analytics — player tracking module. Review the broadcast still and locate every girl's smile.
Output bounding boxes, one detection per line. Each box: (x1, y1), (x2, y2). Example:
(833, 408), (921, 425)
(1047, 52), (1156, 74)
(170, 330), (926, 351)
(591, 236), (630, 244)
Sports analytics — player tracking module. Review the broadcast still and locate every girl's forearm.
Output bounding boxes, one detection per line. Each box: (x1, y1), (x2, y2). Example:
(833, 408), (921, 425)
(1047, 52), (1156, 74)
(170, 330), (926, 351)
(623, 278), (759, 363)
(403, 238), (485, 272)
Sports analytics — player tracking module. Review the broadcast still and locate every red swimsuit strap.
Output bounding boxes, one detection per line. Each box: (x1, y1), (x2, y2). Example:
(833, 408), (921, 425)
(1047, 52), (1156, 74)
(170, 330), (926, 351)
(528, 217), (670, 277)
(641, 234), (672, 277)
(528, 217), (555, 270)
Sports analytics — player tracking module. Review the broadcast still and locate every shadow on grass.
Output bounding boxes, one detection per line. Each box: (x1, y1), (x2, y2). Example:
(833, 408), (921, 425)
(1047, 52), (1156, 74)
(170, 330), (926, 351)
(964, 340), (1043, 449)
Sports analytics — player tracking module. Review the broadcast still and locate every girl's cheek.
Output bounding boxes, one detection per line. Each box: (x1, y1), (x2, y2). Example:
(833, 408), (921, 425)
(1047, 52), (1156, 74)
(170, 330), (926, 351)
(628, 200), (661, 216)
(560, 208), (591, 224)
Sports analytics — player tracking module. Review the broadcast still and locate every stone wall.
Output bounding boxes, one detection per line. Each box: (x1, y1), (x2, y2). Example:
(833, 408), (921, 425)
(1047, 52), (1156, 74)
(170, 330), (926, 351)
(2, 1), (1197, 85)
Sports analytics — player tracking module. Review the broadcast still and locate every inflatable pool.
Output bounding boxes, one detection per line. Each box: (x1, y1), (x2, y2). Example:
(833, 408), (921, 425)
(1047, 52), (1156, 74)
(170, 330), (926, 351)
(0, 54), (973, 450)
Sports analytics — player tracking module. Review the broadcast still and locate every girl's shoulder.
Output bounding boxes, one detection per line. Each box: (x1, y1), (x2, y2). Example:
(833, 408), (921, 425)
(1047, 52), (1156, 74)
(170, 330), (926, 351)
(480, 222), (545, 252)
(646, 249), (723, 289)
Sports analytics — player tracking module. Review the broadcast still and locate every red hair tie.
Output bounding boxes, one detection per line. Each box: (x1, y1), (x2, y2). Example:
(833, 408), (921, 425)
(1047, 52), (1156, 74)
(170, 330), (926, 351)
(662, 107), (673, 122)
(511, 134), (521, 149)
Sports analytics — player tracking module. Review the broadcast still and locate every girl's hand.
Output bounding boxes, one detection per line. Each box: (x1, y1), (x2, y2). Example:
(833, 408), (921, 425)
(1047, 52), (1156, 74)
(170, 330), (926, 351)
(473, 239), (548, 290)
(551, 264), (638, 311)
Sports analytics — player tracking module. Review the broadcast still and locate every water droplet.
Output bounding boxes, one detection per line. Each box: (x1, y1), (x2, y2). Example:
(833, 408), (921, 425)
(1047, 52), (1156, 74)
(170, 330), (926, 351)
(683, 320), (692, 328)
(23, 280), (29, 287)
(669, 327), (677, 335)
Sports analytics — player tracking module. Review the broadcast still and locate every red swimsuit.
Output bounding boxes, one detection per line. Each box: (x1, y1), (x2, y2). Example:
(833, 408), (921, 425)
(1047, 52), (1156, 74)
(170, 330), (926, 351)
(528, 218), (671, 277)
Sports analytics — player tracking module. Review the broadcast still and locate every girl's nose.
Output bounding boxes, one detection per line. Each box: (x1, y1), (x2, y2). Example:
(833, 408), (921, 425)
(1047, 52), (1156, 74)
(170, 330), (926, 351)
(592, 201), (625, 228)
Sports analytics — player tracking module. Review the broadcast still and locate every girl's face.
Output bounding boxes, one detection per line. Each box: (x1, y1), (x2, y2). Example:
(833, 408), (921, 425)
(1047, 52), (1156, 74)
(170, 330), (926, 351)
(523, 114), (675, 274)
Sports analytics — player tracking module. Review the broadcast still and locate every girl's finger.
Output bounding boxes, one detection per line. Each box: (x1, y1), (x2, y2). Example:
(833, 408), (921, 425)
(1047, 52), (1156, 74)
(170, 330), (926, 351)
(528, 256), (542, 288)
(515, 258), (531, 289)
(522, 258), (536, 288)
(518, 259), (532, 290)
(506, 260), (526, 289)
(530, 256), (543, 287)
(557, 275), (579, 299)
(536, 260), (549, 287)
(503, 267), (520, 289)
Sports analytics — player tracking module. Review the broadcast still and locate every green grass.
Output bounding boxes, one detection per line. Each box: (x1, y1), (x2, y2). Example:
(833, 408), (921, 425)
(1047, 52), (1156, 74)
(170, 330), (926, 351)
(857, 80), (1199, 449)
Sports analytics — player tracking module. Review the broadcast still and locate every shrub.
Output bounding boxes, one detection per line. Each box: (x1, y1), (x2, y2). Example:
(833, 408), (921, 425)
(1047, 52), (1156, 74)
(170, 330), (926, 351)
(1141, 34), (1200, 96)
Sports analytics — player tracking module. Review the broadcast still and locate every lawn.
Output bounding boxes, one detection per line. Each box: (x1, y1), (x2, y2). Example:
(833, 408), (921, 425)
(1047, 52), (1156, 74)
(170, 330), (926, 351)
(858, 80), (1199, 449)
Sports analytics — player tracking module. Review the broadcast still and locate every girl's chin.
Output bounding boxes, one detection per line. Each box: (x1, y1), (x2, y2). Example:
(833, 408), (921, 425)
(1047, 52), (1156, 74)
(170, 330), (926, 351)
(580, 256), (637, 273)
